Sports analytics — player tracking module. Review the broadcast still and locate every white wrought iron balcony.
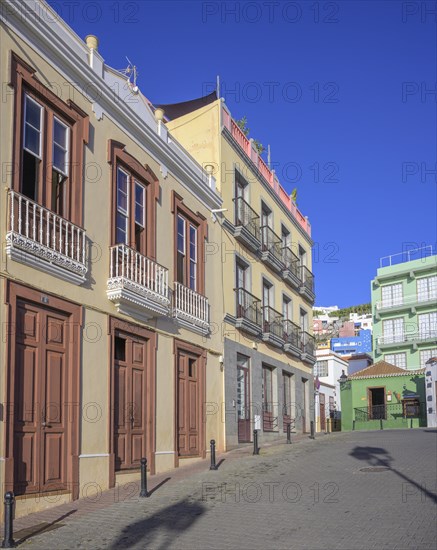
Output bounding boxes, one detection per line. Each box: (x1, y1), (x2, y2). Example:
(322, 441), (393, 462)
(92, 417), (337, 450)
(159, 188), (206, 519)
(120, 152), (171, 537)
(107, 244), (170, 320)
(6, 190), (87, 284)
(375, 293), (437, 312)
(173, 282), (209, 334)
(377, 330), (437, 346)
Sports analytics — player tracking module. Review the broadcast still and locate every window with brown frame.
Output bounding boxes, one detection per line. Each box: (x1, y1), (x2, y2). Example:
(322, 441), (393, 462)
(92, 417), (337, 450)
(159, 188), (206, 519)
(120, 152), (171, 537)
(115, 166), (147, 253)
(177, 213), (198, 290)
(172, 192), (207, 294)
(108, 140), (159, 260)
(11, 53), (88, 226)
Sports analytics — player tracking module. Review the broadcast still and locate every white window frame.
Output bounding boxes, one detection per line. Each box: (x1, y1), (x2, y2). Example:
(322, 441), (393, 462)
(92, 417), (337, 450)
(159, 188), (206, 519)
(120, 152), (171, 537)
(282, 295), (292, 321)
(418, 312), (437, 339)
(52, 116), (70, 177)
(189, 223), (197, 291)
(177, 214), (186, 255)
(314, 360), (329, 377)
(417, 276), (437, 303)
(23, 94), (43, 159)
(382, 317), (404, 343)
(134, 180), (145, 228)
(116, 167), (129, 245)
(420, 349), (437, 368)
(384, 353), (407, 369)
(381, 283), (403, 308)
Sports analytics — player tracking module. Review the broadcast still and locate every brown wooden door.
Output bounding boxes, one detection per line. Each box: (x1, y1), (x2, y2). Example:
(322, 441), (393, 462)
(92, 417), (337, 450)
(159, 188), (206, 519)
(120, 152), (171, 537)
(283, 372), (292, 432)
(114, 334), (147, 470)
(262, 366), (274, 431)
(14, 301), (69, 495)
(302, 379), (307, 433)
(319, 393), (326, 431)
(177, 352), (199, 456)
(237, 365), (251, 442)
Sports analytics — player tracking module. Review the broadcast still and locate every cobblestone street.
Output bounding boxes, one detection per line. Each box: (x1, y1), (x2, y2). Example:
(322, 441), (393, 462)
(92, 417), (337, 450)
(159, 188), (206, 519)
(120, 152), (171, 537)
(9, 429), (437, 549)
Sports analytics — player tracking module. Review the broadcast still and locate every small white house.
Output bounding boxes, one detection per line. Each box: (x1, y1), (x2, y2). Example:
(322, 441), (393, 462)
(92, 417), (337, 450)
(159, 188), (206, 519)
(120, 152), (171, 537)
(314, 350), (348, 432)
(425, 357), (437, 428)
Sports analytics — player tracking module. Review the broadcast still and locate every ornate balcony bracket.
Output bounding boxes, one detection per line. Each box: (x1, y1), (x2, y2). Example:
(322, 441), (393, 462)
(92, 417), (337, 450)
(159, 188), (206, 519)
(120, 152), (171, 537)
(6, 232), (87, 286)
(107, 278), (170, 322)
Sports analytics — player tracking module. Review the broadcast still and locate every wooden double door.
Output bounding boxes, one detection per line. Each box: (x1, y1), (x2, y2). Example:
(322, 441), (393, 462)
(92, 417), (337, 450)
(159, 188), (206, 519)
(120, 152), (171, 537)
(114, 333), (148, 470)
(176, 345), (205, 459)
(12, 298), (74, 496)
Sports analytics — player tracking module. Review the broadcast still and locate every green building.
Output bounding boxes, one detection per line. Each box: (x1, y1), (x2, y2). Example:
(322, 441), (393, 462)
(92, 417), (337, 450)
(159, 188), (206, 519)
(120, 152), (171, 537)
(340, 361), (426, 431)
(371, 246), (437, 369)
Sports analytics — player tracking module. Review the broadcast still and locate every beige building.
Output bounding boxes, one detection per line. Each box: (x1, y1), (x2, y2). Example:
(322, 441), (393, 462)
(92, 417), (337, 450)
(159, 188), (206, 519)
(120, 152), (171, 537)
(164, 91), (316, 448)
(0, 0), (225, 518)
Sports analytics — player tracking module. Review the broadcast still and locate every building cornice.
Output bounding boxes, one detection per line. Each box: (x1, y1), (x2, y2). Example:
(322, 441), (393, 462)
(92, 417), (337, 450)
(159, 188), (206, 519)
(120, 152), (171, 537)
(2, 0), (222, 211)
(222, 128), (313, 245)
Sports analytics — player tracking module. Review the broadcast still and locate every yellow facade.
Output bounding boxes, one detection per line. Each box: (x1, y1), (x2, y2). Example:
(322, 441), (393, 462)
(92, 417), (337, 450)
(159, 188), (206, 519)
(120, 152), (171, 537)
(0, 1), (225, 518)
(166, 98), (315, 448)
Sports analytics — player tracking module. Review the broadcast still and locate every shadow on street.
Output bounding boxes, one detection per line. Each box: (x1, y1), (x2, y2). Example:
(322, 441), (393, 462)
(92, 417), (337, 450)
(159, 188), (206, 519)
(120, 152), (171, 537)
(350, 445), (437, 504)
(108, 498), (206, 550)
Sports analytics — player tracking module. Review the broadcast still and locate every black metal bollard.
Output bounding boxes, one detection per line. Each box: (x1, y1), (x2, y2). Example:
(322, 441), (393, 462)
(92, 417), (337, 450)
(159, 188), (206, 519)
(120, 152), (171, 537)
(380, 418), (383, 430)
(286, 423), (291, 444)
(310, 420), (315, 439)
(352, 420), (356, 431)
(1, 492), (15, 548)
(139, 457), (149, 497)
(325, 419), (328, 435)
(253, 429), (259, 455)
(209, 439), (218, 470)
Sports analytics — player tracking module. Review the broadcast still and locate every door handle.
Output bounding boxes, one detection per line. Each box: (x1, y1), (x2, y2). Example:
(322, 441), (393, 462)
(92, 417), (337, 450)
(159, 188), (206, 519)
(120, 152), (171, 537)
(42, 421), (51, 428)
(130, 416), (135, 428)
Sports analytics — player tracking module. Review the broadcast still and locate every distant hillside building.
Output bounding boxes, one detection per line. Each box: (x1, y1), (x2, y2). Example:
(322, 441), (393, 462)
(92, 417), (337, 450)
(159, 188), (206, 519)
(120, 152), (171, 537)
(330, 329), (372, 355)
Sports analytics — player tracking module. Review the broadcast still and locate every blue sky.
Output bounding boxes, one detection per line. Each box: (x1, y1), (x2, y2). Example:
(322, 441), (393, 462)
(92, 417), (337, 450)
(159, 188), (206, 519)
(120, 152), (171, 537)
(48, 0), (436, 307)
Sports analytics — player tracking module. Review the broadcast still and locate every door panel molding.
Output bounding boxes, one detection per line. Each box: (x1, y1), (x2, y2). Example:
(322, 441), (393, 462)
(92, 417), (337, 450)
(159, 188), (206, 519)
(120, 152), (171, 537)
(4, 281), (82, 499)
(108, 317), (156, 488)
(173, 339), (206, 468)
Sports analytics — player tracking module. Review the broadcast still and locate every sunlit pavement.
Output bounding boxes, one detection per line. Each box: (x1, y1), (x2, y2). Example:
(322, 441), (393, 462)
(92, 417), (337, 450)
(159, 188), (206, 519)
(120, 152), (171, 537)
(12, 429), (437, 549)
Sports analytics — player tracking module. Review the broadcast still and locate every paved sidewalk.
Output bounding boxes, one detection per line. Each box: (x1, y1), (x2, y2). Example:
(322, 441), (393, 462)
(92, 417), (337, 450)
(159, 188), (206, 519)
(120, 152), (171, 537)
(5, 429), (437, 549)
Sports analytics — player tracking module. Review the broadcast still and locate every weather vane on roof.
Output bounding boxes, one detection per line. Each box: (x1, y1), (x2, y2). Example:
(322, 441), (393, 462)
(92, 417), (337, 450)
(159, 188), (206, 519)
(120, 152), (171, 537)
(119, 57), (139, 94)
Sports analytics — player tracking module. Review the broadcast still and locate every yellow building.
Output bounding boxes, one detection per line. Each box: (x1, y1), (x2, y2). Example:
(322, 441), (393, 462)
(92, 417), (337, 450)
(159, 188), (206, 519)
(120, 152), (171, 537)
(0, 0), (225, 518)
(164, 93), (316, 448)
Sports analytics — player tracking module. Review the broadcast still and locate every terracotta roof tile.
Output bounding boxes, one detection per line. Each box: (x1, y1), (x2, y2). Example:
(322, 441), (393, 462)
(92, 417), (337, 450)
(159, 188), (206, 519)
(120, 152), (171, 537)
(348, 360), (422, 379)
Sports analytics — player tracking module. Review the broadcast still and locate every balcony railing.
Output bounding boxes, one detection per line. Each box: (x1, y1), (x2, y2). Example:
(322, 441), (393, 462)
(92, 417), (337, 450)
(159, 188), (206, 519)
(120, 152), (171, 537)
(300, 266), (315, 294)
(262, 306), (284, 341)
(378, 329), (437, 346)
(354, 402), (426, 422)
(283, 320), (301, 350)
(235, 287), (262, 327)
(107, 244), (170, 318)
(376, 293), (437, 311)
(233, 196), (260, 241)
(301, 330), (315, 357)
(282, 246), (301, 280)
(6, 190), (87, 283)
(379, 245), (435, 268)
(222, 107), (312, 237)
(260, 225), (284, 264)
(173, 282), (209, 332)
